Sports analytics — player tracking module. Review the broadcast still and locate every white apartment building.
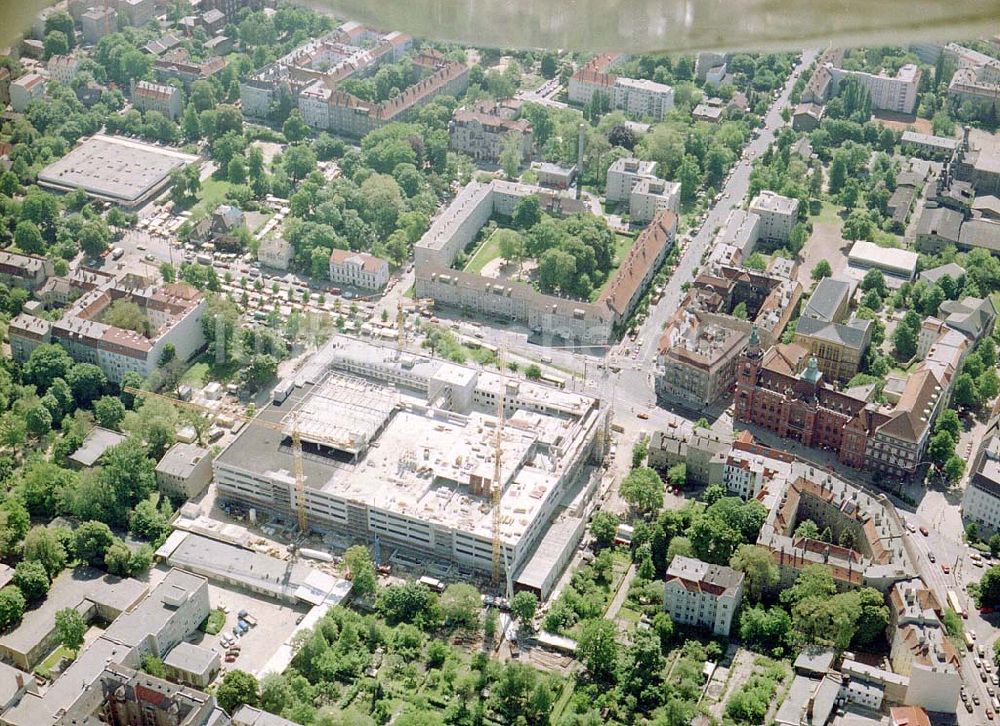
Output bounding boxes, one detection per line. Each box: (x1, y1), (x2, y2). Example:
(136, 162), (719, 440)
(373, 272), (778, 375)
(629, 178), (680, 223)
(605, 157), (658, 202)
(10, 73), (46, 113)
(829, 63), (922, 114)
(963, 415), (1000, 534)
(749, 190), (799, 243)
(47, 55), (80, 85)
(612, 77), (675, 120)
(156, 443), (212, 500)
(723, 448), (791, 501)
(329, 249), (390, 290)
(258, 237), (294, 270)
(663, 556), (744, 636)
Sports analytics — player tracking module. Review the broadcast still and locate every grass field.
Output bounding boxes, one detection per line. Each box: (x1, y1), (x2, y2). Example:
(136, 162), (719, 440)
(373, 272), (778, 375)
(180, 361), (210, 387)
(462, 229), (503, 274)
(190, 177), (236, 221)
(35, 645), (75, 680)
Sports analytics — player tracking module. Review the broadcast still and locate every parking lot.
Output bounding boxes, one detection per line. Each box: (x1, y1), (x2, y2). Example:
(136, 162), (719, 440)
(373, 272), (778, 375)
(185, 579), (309, 680)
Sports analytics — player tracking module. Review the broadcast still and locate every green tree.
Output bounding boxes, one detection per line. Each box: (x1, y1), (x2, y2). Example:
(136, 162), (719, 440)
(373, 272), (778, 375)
(14, 220), (44, 254)
(74, 521), (116, 567)
(282, 109), (310, 143)
(512, 195), (542, 229)
(43, 30), (69, 60)
(590, 511), (619, 549)
(12, 561), (49, 603)
(216, 670), (260, 713)
(952, 373), (980, 409)
(23, 526), (67, 578)
(620, 467), (664, 514)
(577, 618), (618, 682)
(141, 654), (167, 678)
(666, 463), (687, 488)
(499, 131), (525, 179)
(525, 364), (542, 380)
(343, 545), (377, 599)
(811, 260), (832, 281)
(94, 396), (126, 430)
(440, 583), (481, 630)
(730, 544), (778, 602)
(927, 429), (956, 467)
(0, 587), (25, 630)
(511, 591), (538, 630)
(852, 587), (890, 648)
(25, 404), (52, 438)
(55, 607), (86, 651)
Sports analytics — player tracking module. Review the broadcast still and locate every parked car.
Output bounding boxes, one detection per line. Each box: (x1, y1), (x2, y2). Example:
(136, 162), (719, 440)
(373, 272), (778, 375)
(942, 564), (951, 574)
(919, 526), (929, 536)
(928, 552), (936, 563)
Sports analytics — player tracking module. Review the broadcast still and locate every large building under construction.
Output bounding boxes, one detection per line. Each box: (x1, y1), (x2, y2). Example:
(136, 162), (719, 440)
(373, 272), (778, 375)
(213, 336), (608, 593)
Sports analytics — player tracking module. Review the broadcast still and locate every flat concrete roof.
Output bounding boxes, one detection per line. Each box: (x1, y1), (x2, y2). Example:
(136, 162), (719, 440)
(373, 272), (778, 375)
(0, 568), (147, 658)
(162, 532), (350, 606)
(38, 135), (198, 205)
(163, 641), (218, 676)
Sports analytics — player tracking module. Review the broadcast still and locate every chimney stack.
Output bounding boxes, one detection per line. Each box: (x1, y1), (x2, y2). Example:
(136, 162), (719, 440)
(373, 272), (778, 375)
(576, 123), (585, 201)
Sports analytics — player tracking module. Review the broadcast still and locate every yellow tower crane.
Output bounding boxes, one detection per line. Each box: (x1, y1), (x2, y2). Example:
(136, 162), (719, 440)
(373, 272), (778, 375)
(491, 348), (505, 586)
(123, 387), (348, 534)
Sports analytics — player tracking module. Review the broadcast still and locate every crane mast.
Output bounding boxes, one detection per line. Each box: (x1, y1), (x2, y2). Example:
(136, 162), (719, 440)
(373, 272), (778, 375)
(491, 349), (505, 586)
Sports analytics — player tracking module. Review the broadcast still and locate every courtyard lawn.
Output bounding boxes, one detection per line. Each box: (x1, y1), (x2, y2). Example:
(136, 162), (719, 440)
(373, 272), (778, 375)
(35, 645), (75, 680)
(462, 229), (503, 275)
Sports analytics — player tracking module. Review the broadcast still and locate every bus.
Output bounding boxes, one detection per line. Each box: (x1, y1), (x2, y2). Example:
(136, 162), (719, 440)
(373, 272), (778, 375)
(948, 590), (967, 619)
(966, 632), (976, 651)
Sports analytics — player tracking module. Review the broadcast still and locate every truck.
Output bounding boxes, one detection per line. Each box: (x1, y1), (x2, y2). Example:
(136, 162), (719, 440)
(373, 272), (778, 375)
(242, 614), (258, 627)
(948, 590), (967, 619)
(196, 254), (212, 266)
(110, 247), (125, 260)
(418, 576), (446, 593)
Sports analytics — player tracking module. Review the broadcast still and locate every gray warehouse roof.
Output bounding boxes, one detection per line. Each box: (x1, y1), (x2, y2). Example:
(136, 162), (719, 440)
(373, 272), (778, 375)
(69, 426), (127, 468)
(233, 705), (302, 726)
(916, 205), (963, 243)
(37, 135), (198, 204)
(919, 262), (966, 284)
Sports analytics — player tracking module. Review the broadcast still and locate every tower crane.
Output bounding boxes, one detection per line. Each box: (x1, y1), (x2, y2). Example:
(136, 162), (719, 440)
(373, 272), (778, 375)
(123, 386), (348, 534)
(491, 347), (505, 586)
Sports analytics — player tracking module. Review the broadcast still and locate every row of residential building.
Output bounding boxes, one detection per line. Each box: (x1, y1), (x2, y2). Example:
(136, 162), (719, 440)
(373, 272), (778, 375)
(568, 54), (676, 120)
(8, 260), (206, 384)
(414, 178), (676, 342)
(801, 49), (921, 115)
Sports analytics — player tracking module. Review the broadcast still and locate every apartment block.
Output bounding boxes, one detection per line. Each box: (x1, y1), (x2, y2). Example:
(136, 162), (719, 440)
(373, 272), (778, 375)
(240, 26), (469, 138)
(9, 278), (205, 385)
(449, 107), (533, 164)
(829, 63), (921, 114)
(749, 190), (799, 244)
(156, 443), (212, 500)
(46, 55), (80, 85)
(647, 427), (733, 485)
(414, 179), (674, 342)
(329, 249), (390, 291)
(656, 311), (751, 405)
(663, 556), (743, 636)
(605, 157), (658, 202)
(568, 54), (674, 120)
(963, 414), (1000, 535)
(81, 7), (118, 45)
(10, 73), (46, 113)
(629, 177), (680, 223)
(257, 237), (294, 270)
(132, 80), (183, 120)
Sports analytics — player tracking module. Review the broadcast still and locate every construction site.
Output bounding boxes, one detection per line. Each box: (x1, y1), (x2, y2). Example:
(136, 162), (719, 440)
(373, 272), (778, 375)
(212, 334), (609, 596)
